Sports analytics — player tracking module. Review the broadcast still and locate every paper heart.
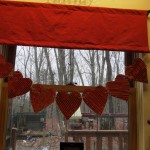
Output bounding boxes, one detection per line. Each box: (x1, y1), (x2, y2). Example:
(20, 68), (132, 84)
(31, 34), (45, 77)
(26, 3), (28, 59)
(14, 71), (23, 78)
(8, 71), (23, 80)
(125, 58), (148, 83)
(30, 84), (55, 113)
(0, 63), (13, 78)
(0, 55), (5, 64)
(8, 78), (32, 98)
(82, 86), (108, 115)
(0, 54), (13, 78)
(56, 92), (82, 120)
(106, 74), (129, 101)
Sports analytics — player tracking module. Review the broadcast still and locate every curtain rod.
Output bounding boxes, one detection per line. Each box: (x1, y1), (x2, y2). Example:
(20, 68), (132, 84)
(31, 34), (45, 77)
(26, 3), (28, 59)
(147, 10), (150, 16)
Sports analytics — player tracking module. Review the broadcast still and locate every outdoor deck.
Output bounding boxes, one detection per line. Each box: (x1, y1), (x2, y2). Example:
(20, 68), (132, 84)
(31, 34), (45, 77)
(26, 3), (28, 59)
(13, 114), (129, 150)
(65, 130), (128, 150)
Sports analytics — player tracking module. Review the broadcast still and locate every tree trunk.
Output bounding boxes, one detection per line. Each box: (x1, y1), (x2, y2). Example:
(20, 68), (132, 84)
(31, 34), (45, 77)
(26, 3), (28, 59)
(74, 58), (84, 86)
(89, 50), (96, 86)
(105, 51), (114, 129)
(69, 50), (74, 83)
(44, 48), (55, 84)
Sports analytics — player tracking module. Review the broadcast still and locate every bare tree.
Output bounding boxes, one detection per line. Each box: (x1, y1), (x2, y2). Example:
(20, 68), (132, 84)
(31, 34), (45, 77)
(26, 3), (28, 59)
(54, 49), (67, 84)
(44, 47), (55, 84)
(33, 47), (45, 83)
(105, 51), (113, 114)
(68, 50), (75, 83)
(74, 58), (84, 86)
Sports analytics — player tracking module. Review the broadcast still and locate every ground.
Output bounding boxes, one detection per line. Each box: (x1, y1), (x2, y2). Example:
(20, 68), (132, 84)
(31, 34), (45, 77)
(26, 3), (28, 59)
(16, 135), (63, 150)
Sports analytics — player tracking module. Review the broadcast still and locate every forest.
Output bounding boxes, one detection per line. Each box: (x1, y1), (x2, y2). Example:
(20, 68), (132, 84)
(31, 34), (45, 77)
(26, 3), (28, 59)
(12, 46), (128, 133)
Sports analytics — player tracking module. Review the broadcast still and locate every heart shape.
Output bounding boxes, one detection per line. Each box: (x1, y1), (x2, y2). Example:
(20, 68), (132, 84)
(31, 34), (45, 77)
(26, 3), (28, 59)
(0, 63), (13, 78)
(8, 71), (23, 80)
(0, 55), (5, 64)
(30, 84), (55, 113)
(125, 58), (148, 83)
(82, 86), (108, 115)
(8, 78), (32, 98)
(0, 54), (13, 78)
(56, 92), (82, 120)
(106, 74), (129, 101)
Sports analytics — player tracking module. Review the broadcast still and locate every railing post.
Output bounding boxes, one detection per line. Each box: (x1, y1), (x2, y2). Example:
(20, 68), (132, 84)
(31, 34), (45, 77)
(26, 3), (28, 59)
(86, 136), (91, 150)
(108, 136), (113, 150)
(119, 133), (123, 150)
(12, 128), (17, 150)
(65, 133), (68, 142)
(124, 133), (128, 150)
(97, 135), (102, 150)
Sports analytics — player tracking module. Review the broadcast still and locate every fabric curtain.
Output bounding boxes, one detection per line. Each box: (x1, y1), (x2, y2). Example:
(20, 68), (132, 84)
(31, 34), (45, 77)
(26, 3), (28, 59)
(0, 1), (149, 52)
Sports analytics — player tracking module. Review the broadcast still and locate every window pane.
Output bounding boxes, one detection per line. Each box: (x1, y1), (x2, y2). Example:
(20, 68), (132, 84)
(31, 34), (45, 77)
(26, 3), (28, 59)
(13, 46), (128, 150)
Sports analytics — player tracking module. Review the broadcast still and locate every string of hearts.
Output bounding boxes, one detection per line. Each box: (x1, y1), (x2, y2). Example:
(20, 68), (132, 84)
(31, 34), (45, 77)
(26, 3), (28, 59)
(0, 55), (148, 120)
(0, 55), (33, 98)
(30, 58), (148, 120)
(30, 74), (130, 120)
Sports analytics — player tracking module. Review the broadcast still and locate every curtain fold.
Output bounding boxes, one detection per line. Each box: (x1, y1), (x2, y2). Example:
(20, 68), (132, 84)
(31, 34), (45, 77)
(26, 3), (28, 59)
(0, 1), (149, 52)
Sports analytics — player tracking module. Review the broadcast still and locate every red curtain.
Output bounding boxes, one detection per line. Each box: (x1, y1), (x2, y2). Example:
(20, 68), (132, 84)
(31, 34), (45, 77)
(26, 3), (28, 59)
(0, 1), (149, 52)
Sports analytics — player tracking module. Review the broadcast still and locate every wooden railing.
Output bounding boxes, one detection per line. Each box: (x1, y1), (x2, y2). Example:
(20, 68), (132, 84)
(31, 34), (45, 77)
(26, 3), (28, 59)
(65, 130), (128, 150)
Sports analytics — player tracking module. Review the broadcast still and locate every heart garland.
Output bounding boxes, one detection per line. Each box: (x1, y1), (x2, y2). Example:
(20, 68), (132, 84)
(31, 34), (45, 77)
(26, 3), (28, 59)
(8, 71), (32, 98)
(106, 74), (130, 101)
(0, 55), (13, 78)
(82, 86), (108, 115)
(56, 91), (82, 120)
(125, 58), (148, 83)
(5, 57), (146, 117)
(30, 84), (55, 113)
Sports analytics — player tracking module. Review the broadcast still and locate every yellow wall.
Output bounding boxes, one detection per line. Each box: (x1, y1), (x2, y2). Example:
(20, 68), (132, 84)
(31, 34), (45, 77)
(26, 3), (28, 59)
(8, 0), (150, 9)
(9, 0), (150, 9)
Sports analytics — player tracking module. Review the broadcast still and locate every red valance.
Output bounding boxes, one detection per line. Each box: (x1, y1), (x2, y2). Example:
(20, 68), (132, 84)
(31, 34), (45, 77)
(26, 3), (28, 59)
(0, 1), (149, 52)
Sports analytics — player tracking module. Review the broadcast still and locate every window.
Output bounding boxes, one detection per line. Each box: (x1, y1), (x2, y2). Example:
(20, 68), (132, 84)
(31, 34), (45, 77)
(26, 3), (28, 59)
(11, 46), (132, 150)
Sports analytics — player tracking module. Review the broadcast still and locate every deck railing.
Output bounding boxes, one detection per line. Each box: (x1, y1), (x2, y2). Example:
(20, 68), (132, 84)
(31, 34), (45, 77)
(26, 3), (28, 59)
(65, 130), (128, 150)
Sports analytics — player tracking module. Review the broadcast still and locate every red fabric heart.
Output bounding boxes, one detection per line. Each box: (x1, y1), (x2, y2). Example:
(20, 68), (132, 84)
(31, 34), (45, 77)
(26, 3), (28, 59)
(0, 63), (13, 78)
(8, 78), (32, 98)
(30, 84), (55, 113)
(0, 55), (5, 64)
(0, 54), (13, 78)
(14, 71), (23, 79)
(8, 71), (23, 80)
(106, 74), (129, 101)
(56, 92), (82, 120)
(82, 86), (108, 115)
(125, 58), (148, 83)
